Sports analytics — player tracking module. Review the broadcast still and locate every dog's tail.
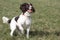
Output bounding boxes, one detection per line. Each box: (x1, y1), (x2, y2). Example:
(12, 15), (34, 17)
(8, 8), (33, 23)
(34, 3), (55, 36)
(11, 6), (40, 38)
(2, 16), (11, 24)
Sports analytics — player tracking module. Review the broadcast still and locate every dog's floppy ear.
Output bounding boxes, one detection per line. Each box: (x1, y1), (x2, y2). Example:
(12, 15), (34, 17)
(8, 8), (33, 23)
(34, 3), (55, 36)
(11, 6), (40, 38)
(31, 6), (35, 13)
(20, 3), (29, 13)
(20, 3), (26, 13)
(30, 3), (35, 13)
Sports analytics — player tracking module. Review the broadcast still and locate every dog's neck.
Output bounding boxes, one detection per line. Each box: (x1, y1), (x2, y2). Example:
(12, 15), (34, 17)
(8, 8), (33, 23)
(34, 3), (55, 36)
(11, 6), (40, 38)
(22, 11), (31, 17)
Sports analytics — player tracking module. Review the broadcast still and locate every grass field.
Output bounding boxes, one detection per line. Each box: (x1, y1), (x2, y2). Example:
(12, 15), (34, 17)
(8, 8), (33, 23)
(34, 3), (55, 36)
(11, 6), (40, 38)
(0, 0), (60, 40)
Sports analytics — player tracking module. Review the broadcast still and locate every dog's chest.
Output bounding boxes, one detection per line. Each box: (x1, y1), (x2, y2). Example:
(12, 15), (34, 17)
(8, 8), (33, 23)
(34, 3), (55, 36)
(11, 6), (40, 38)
(17, 15), (31, 25)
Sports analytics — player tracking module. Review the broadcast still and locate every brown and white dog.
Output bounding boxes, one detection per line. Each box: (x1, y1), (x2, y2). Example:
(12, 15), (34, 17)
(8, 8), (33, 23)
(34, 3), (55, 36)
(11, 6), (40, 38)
(2, 3), (35, 39)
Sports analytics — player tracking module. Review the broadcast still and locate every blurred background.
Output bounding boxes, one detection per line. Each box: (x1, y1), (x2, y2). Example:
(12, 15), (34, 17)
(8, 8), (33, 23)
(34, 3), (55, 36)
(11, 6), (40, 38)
(0, 0), (60, 40)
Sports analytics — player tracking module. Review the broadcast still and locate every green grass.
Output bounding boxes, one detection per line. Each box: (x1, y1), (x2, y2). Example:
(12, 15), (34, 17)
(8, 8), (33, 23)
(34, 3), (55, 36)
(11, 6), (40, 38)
(0, 0), (60, 40)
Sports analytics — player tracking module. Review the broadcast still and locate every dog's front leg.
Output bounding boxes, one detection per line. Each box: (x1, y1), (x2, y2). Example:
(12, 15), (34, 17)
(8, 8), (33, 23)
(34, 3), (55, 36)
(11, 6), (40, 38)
(26, 26), (30, 39)
(18, 25), (24, 34)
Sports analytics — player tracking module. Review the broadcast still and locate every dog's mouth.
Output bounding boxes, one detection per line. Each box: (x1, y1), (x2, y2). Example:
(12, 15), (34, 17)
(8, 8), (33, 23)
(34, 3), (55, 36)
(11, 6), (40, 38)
(27, 9), (33, 13)
(27, 9), (35, 13)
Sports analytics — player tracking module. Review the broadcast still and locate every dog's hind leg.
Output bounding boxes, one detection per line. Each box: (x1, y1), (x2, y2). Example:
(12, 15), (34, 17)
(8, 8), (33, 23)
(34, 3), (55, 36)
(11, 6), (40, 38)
(10, 25), (16, 36)
(10, 29), (16, 36)
(10, 20), (16, 36)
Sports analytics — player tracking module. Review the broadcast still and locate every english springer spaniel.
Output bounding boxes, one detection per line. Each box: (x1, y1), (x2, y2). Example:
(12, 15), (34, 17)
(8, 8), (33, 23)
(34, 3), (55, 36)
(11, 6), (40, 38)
(2, 3), (35, 39)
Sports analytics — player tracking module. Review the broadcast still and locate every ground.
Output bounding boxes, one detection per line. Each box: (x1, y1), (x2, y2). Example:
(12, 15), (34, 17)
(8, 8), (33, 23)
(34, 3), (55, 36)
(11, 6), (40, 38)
(0, 0), (60, 40)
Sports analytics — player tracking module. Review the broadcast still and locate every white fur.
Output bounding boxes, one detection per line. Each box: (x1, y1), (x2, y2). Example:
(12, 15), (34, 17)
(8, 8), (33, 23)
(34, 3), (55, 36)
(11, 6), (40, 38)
(2, 16), (9, 23)
(2, 11), (31, 39)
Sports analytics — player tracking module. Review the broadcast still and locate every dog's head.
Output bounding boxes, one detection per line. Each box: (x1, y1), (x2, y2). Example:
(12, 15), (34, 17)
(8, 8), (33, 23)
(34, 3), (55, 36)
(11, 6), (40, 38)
(20, 3), (35, 14)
